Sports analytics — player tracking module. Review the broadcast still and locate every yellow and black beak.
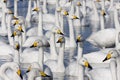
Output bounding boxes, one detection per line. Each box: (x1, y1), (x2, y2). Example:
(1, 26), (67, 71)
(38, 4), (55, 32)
(76, 35), (81, 42)
(8, 10), (14, 14)
(30, 42), (38, 48)
(72, 15), (79, 19)
(14, 20), (19, 26)
(57, 29), (64, 35)
(11, 31), (17, 37)
(84, 61), (92, 69)
(96, 0), (101, 2)
(103, 53), (111, 62)
(63, 11), (69, 16)
(40, 71), (51, 77)
(13, 16), (18, 20)
(77, 2), (82, 6)
(3, 0), (7, 3)
(15, 43), (20, 51)
(26, 66), (31, 73)
(33, 7), (39, 12)
(18, 26), (24, 32)
(17, 69), (23, 79)
(56, 37), (63, 43)
(101, 10), (106, 16)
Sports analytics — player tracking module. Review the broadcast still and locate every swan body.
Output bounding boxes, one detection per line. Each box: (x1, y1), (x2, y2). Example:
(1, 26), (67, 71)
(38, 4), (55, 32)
(87, 29), (116, 48)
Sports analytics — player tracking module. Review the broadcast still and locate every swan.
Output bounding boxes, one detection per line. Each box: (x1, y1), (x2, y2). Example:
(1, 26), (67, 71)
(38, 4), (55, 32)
(25, 62), (52, 80)
(0, 62), (23, 80)
(45, 36), (65, 73)
(102, 49), (118, 80)
(86, 7), (118, 49)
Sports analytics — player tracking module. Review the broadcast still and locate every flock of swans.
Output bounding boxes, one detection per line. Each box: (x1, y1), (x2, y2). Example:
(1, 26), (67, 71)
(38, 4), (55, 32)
(0, 0), (120, 80)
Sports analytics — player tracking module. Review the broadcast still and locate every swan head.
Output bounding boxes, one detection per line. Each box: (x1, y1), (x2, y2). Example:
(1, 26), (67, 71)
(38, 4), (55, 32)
(70, 15), (79, 19)
(79, 58), (92, 69)
(32, 7), (40, 12)
(103, 50), (119, 62)
(10, 63), (23, 79)
(12, 19), (20, 26)
(101, 10), (106, 16)
(96, 0), (101, 2)
(15, 24), (24, 32)
(3, 0), (7, 3)
(14, 41), (20, 51)
(76, 2), (82, 6)
(6, 9), (14, 14)
(76, 35), (84, 42)
(56, 36), (65, 43)
(61, 10), (69, 16)
(52, 27), (64, 35)
(56, 7), (62, 12)
(11, 29), (21, 37)
(30, 40), (43, 48)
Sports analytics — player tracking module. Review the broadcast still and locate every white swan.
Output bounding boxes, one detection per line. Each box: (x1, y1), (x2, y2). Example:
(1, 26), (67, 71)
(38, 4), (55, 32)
(45, 36), (65, 73)
(0, 62), (23, 80)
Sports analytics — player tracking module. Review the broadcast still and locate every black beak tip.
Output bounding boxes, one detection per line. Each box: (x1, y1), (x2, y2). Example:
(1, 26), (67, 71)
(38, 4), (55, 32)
(102, 57), (107, 62)
(30, 45), (34, 48)
(11, 34), (14, 37)
(88, 65), (93, 70)
(26, 70), (30, 73)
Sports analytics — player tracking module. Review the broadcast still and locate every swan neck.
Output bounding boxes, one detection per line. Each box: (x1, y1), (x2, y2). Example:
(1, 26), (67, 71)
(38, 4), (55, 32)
(22, 24), (26, 44)
(38, 47), (43, 70)
(38, 11), (43, 36)
(14, 50), (20, 64)
(55, 11), (60, 27)
(78, 65), (84, 80)
(50, 33), (57, 60)
(68, 19), (76, 47)
(92, 1), (98, 15)
(60, 14), (64, 32)
(58, 42), (65, 66)
(14, 0), (18, 17)
(26, 0), (32, 22)
(100, 15), (105, 30)
(114, 9), (120, 30)
(77, 43), (83, 61)
(70, 2), (74, 14)
(83, 0), (86, 16)
(2, 8), (7, 31)
(101, 0), (105, 10)
(43, 0), (47, 13)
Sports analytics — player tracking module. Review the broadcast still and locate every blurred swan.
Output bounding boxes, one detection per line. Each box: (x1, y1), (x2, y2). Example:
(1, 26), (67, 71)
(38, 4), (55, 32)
(0, 62), (23, 80)
(45, 36), (65, 73)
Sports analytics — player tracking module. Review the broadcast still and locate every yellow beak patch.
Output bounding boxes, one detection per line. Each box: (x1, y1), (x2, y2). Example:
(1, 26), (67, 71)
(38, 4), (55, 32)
(17, 69), (21, 76)
(40, 71), (47, 77)
(84, 61), (89, 67)
(107, 53), (111, 60)
(63, 11), (69, 15)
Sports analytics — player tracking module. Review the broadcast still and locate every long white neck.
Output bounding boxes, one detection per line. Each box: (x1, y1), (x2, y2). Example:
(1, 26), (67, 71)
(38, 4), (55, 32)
(26, 0), (32, 22)
(50, 33), (58, 60)
(38, 10), (43, 36)
(108, 0), (113, 10)
(19, 36), (22, 53)
(70, 1), (74, 14)
(68, 19), (76, 47)
(33, 0), (37, 8)
(100, 15), (105, 30)
(37, 0), (40, 7)
(114, 8), (120, 30)
(116, 56), (120, 80)
(58, 42), (65, 72)
(101, 0), (105, 10)
(109, 59), (117, 80)
(0, 63), (12, 80)
(60, 14), (64, 32)
(43, 0), (48, 14)
(22, 24), (26, 44)
(14, 50), (20, 64)
(38, 47), (43, 71)
(78, 65), (84, 80)
(77, 42), (83, 61)
(1, 4), (7, 32)
(7, 15), (14, 46)
(82, 0), (86, 17)
(14, 0), (18, 17)
(91, 1), (99, 20)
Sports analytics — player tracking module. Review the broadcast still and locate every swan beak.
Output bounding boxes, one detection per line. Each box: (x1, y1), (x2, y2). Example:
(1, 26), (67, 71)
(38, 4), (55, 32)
(15, 43), (20, 51)
(101, 10), (106, 16)
(30, 42), (38, 48)
(8, 10), (14, 14)
(84, 61), (92, 69)
(26, 66), (31, 73)
(77, 2), (82, 6)
(57, 37), (63, 43)
(57, 29), (64, 35)
(14, 20), (19, 26)
(63, 11), (69, 16)
(13, 16), (18, 20)
(72, 15), (79, 19)
(76, 35), (82, 42)
(17, 69), (23, 79)
(11, 31), (17, 37)
(18, 26), (24, 32)
(96, 0), (101, 2)
(33, 7), (39, 12)
(3, 0), (7, 3)
(103, 53), (111, 62)
(56, 7), (62, 12)
(40, 71), (51, 77)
